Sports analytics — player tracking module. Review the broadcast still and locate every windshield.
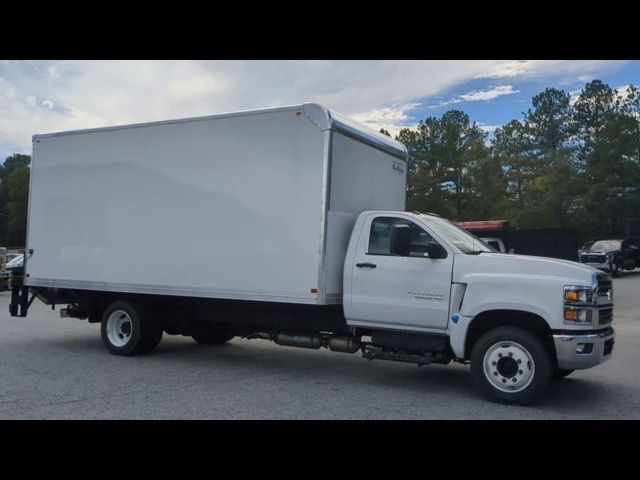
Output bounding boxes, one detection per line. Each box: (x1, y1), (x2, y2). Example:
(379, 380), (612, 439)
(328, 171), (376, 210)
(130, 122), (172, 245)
(419, 215), (494, 254)
(6, 254), (23, 267)
(589, 240), (622, 251)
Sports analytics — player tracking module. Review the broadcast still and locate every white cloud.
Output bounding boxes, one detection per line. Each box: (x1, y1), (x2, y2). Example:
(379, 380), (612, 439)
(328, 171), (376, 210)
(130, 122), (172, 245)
(431, 97), (462, 108)
(478, 60), (543, 78)
(47, 65), (59, 79)
(615, 84), (634, 100)
(25, 95), (37, 107)
(0, 60), (631, 156)
(0, 76), (15, 100)
(351, 102), (420, 136)
(431, 85), (519, 108)
(459, 85), (519, 102)
(478, 60), (626, 80)
(568, 89), (582, 106)
(477, 123), (500, 133)
(167, 74), (228, 101)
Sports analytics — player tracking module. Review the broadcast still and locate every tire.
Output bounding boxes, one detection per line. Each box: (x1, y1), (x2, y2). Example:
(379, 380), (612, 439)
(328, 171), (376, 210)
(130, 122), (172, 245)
(553, 368), (574, 379)
(101, 300), (163, 356)
(191, 326), (234, 345)
(470, 326), (552, 405)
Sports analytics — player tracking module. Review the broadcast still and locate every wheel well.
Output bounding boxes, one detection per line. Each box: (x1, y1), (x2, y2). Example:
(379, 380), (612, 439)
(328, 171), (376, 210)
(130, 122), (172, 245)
(464, 310), (553, 360)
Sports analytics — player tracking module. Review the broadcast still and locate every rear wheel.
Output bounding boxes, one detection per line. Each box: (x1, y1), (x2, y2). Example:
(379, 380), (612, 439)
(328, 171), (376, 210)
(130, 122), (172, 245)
(471, 326), (552, 405)
(101, 301), (163, 356)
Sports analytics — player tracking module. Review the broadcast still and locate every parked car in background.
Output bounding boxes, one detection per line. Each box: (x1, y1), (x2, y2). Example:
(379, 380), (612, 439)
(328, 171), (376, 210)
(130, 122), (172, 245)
(0, 254), (24, 291)
(579, 240), (595, 252)
(481, 237), (506, 253)
(578, 238), (640, 277)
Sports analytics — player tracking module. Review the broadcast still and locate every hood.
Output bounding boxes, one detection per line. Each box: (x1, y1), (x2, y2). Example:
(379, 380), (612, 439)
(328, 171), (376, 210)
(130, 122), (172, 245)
(453, 252), (600, 286)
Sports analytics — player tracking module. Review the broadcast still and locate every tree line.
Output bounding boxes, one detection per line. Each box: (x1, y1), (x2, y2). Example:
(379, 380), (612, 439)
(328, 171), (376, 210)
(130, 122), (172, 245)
(384, 79), (640, 238)
(1, 79), (638, 247)
(0, 154), (30, 247)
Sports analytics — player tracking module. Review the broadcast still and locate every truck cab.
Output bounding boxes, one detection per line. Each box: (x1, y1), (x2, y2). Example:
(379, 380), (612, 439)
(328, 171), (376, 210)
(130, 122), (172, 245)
(342, 211), (615, 403)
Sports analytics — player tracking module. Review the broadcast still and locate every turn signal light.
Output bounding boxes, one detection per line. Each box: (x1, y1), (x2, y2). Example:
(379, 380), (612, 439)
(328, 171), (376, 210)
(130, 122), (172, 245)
(564, 308), (591, 323)
(564, 310), (579, 321)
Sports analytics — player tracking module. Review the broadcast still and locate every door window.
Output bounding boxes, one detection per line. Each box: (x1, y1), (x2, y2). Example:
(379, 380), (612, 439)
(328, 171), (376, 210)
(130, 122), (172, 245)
(368, 217), (434, 256)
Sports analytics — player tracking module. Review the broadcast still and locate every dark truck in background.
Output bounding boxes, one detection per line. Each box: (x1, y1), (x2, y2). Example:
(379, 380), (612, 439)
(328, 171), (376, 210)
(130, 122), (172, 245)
(578, 238), (640, 277)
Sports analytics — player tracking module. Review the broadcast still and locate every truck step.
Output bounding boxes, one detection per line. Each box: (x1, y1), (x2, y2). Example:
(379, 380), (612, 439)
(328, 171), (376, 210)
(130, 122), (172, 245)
(363, 348), (434, 366)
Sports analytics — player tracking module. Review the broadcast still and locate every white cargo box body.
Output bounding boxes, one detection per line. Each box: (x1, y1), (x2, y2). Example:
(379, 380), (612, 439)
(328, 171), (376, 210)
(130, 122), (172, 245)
(25, 104), (407, 305)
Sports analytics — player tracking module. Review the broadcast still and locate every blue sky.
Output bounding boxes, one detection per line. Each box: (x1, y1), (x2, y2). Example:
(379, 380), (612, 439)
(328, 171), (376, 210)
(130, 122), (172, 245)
(1, 60), (638, 160)
(401, 61), (640, 135)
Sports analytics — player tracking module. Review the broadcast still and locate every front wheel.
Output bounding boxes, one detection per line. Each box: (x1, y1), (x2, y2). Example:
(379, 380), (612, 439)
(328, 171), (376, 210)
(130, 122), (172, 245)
(101, 301), (163, 356)
(470, 327), (552, 405)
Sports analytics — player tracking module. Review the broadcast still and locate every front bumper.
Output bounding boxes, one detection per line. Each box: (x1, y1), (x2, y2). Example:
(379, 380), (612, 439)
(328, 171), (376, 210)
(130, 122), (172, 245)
(553, 328), (615, 370)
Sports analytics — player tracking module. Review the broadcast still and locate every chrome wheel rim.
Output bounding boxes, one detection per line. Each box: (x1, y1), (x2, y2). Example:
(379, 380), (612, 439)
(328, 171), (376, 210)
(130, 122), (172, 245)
(106, 310), (133, 347)
(483, 340), (535, 393)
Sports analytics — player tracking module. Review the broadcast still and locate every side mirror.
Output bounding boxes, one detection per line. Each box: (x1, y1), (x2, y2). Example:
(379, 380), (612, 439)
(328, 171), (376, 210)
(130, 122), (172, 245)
(390, 224), (448, 259)
(423, 243), (448, 259)
(390, 224), (411, 256)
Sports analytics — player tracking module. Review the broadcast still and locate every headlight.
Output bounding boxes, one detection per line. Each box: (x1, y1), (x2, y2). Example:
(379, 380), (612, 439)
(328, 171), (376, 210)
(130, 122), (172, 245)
(563, 286), (594, 304)
(564, 285), (596, 326)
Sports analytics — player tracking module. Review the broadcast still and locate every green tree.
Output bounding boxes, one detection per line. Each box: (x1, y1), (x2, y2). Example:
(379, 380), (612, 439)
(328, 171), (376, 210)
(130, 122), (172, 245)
(436, 110), (488, 219)
(468, 152), (506, 220)
(573, 81), (640, 235)
(493, 120), (533, 205)
(395, 80), (639, 236)
(397, 120), (451, 216)
(6, 167), (30, 245)
(396, 110), (490, 220)
(526, 88), (573, 158)
(0, 154), (31, 245)
(520, 88), (577, 228)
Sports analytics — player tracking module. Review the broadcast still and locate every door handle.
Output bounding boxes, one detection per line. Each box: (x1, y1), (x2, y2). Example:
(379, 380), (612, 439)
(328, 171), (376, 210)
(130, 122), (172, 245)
(356, 262), (377, 268)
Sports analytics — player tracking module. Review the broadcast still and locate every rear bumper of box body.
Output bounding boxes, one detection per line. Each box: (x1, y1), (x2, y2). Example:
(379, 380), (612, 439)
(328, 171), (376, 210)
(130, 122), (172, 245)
(553, 328), (615, 370)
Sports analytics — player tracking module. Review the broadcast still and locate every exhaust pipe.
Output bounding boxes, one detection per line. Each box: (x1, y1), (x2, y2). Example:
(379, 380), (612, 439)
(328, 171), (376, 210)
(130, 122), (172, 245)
(329, 336), (361, 354)
(275, 332), (323, 349)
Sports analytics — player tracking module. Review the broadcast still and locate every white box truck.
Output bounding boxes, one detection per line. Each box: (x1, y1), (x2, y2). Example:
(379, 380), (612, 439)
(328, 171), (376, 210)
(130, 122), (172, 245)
(10, 103), (615, 404)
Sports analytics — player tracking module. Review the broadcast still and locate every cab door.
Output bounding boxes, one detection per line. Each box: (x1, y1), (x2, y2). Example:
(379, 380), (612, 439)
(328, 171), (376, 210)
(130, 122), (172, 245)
(349, 214), (453, 332)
